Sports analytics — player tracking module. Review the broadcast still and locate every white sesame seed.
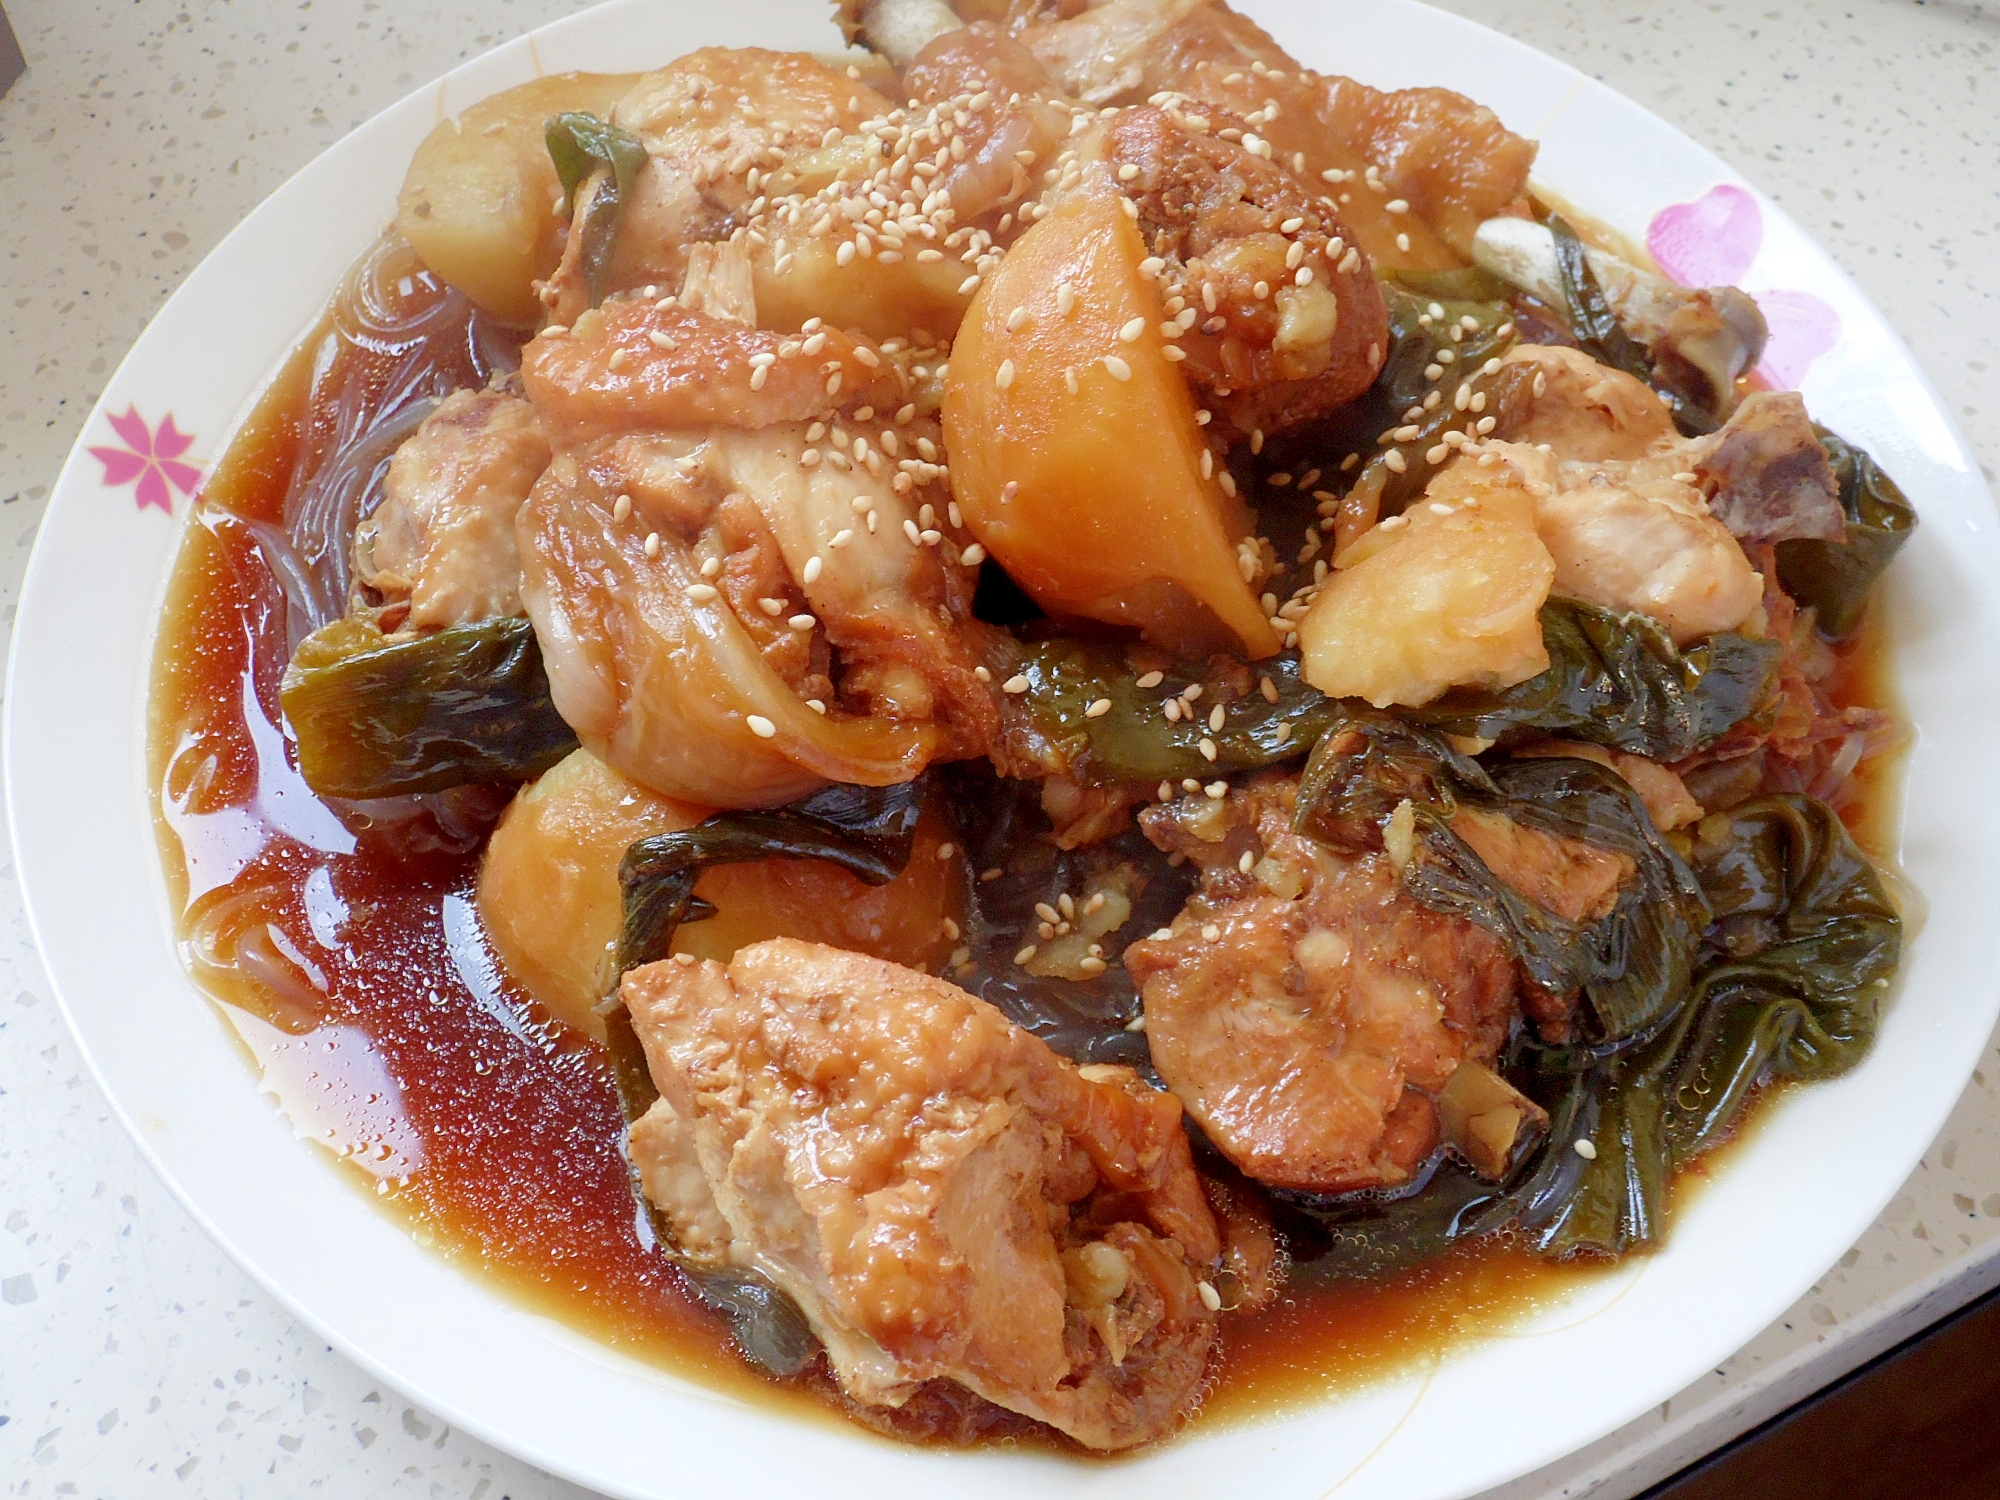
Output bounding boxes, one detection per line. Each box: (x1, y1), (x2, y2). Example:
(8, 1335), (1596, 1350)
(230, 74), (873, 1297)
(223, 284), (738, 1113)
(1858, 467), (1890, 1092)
(1014, 944), (1038, 966)
(1199, 737), (1218, 762)
(995, 359), (1016, 390)
(700, 556), (722, 579)
(1006, 305), (1028, 332)
(1117, 162), (1141, 182)
(1136, 671), (1165, 689)
(1384, 450), (1408, 474)
(960, 543), (986, 566)
(1084, 698), (1112, 718)
(1103, 355), (1133, 381)
(612, 493), (633, 522)
(1574, 1138), (1599, 1160)
(806, 698), (827, 714)
(1002, 675), (1031, 694)
(1384, 198), (1409, 214)
(1200, 923), (1222, 942)
(1119, 316), (1146, 343)
(903, 518), (923, 545)
(1056, 281), (1076, 315)
(645, 533), (663, 559)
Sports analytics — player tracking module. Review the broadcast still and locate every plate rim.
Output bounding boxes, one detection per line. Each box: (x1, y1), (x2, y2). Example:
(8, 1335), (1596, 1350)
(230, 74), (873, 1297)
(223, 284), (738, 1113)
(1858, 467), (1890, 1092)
(10, 1), (2000, 1497)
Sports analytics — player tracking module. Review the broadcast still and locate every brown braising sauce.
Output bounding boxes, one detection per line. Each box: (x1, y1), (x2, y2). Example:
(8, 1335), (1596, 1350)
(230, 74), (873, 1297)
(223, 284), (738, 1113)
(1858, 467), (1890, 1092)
(147, 260), (1907, 1449)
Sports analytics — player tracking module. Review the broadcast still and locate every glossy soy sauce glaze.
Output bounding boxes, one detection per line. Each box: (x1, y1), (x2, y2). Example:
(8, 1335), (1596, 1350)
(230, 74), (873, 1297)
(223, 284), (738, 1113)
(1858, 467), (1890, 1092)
(146, 258), (1906, 1449)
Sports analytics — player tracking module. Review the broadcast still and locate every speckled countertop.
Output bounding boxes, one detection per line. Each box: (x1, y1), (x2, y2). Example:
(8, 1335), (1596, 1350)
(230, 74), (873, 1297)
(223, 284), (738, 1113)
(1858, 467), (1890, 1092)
(2, 1), (1996, 1495)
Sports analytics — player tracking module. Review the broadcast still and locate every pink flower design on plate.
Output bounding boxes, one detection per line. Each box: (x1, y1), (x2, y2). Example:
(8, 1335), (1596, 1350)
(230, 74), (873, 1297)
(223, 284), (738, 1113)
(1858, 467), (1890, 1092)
(1646, 185), (1840, 392)
(88, 406), (202, 514)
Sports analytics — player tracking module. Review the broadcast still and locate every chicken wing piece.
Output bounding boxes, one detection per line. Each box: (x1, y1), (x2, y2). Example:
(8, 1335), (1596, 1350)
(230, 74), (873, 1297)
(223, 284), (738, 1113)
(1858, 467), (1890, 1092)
(1125, 776), (1518, 1194)
(353, 389), (549, 629)
(622, 938), (1221, 1451)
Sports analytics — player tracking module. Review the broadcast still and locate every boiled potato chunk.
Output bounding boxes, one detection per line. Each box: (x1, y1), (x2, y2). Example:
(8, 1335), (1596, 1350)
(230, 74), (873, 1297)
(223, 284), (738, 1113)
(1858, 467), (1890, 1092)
(477, 749), (962, 1040)
(1300, 460), (1554, 708)
(942, 194), (1280, 659)
(397, 71), (637, 324)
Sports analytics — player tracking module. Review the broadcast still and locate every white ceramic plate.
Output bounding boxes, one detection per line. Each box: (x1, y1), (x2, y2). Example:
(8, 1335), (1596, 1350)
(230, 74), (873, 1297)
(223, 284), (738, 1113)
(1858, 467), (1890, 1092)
(11, 2), (1999, 1497)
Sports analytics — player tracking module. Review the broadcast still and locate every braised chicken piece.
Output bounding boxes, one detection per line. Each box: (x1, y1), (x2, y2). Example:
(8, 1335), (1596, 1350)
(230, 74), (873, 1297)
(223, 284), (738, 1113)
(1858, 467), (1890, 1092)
(1009, 0), (1536, 269)
(539, 49), (899, 325)
(1485, 346), (1766, 643)
(1126, 776), (1519, 1194)
(900, 24), (1076, 233)
(622, 938), (1221, 1451)
(1058, 101), (1389, 439)
(1692, 390), (1844, 544)
(1126, 775), (1631, 1195)
(516, 293), (997, 808)
(353, 389), (549, 629)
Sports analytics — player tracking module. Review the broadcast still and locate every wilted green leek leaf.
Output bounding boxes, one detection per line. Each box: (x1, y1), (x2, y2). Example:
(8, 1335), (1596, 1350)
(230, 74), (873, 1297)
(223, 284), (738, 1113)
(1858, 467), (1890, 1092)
(1406, 599), (1782, 762)
(993, 642), (1337, 785)
(1291, 793), (1896, 1270)
(1533, 794), (1897, 1258)
(997, 602), (1774, 787)
(1317, 280), (1528, 518)
(1774, 428), (1916, 639)
(279, 615), (577, 800)
(544, 111), (647, 308)
(1295, 707), (1710, 1047)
